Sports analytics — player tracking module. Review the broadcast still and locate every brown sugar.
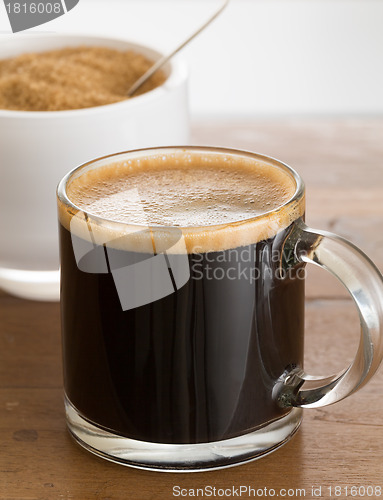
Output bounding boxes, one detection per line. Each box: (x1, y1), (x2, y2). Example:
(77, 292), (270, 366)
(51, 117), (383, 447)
(0, 46), (167, 112)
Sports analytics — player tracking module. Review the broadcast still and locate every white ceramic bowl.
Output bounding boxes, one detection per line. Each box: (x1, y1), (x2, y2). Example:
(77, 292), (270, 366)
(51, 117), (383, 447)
(0, 34), (189, 301)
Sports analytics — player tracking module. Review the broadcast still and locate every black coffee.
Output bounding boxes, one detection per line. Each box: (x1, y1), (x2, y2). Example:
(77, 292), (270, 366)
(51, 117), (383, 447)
(59, 152), (305, 444)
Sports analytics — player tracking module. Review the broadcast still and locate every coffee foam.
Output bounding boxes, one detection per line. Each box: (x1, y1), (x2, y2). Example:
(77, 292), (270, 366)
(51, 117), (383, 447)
(58, 151), (305, 253)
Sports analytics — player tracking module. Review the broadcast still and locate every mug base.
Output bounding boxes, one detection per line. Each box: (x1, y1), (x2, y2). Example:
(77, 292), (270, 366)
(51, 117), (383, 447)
(65, 397), (302, 472)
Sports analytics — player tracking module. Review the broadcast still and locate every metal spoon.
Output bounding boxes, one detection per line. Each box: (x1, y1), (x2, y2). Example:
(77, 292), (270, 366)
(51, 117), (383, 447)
(127, 0), (230, 97)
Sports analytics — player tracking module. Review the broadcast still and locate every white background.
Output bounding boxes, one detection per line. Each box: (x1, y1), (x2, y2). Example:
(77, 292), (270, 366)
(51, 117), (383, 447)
(1, 0), (382, 117)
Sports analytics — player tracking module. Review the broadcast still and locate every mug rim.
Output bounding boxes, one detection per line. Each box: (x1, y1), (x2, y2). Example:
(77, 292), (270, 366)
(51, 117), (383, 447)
(0, 33), (188, 119)
(57, 146), (305, 231)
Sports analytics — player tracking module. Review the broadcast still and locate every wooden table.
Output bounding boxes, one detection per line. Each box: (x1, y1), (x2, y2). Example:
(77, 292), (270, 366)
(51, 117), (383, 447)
(1, 119), (383, 499)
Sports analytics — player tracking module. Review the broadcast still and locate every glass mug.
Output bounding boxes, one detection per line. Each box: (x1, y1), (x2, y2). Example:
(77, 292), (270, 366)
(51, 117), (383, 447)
(57, 147), (383, 472)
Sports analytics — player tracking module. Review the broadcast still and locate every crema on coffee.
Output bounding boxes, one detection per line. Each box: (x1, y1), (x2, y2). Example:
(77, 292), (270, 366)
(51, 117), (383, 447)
(60, 151), (304, 253)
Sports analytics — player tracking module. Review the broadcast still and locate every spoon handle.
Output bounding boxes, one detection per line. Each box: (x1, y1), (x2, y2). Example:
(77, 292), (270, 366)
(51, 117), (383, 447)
(127, 0), (230, 97)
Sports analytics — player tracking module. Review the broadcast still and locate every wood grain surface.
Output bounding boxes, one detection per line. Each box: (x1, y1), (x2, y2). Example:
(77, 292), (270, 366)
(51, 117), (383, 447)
(1, 119), (382, 500)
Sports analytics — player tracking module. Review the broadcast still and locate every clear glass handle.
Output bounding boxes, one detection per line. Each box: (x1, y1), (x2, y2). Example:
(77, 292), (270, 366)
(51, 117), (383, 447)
(275, 219), (383, 409)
